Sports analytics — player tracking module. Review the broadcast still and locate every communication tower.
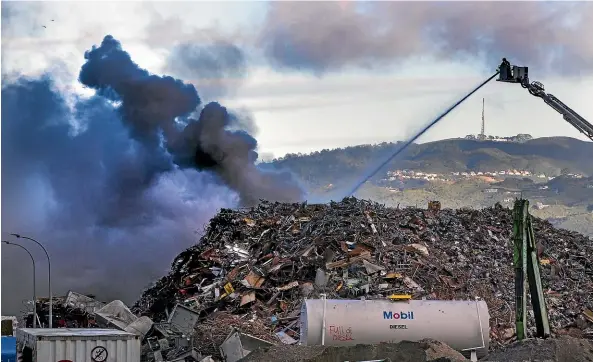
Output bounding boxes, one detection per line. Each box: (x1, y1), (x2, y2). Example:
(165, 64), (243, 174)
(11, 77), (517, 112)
(479, 98), (486, 140)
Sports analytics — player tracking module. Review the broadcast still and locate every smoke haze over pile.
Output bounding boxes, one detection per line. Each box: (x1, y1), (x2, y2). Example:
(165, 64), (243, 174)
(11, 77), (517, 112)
(1, 34), (303, 314)
(259, 1), (593, 74)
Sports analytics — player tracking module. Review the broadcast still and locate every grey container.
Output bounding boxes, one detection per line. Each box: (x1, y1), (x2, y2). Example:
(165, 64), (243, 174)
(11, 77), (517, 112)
(16, 328), (141, 362)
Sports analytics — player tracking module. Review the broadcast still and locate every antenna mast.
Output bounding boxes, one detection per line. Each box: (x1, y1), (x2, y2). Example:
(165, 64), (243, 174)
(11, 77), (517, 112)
(480, 98), (485, 139)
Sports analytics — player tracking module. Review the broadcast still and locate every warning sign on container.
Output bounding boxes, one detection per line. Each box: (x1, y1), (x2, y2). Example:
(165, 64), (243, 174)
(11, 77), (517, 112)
(91, 346), (108, 362)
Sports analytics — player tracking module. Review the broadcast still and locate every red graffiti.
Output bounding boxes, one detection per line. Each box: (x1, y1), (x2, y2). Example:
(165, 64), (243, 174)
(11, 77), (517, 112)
(328, 325), (354, 341)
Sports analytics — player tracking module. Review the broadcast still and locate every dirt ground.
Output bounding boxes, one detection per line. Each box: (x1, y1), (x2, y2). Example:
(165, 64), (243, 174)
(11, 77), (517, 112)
(484, 336), (593, 362)
(239, 339), (468, 362)
(239, 337), (593, 362)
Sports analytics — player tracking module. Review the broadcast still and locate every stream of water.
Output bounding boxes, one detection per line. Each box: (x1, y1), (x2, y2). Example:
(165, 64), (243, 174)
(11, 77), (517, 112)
(344, 71), (500, 197)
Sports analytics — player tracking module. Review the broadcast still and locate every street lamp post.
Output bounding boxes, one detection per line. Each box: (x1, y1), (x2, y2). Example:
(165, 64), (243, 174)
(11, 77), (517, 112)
(2, 241), (37, 328)
(11, 234), (52, 328)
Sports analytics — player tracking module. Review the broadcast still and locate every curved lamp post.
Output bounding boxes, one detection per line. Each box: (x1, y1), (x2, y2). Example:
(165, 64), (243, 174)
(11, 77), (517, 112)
(2, 240), (37, 328)
(10, 233), (52, 328)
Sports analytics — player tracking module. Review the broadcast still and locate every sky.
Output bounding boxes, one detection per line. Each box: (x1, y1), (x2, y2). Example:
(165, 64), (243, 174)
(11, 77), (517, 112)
(1, 0), (592, 315)
(3, 1), (592, 157)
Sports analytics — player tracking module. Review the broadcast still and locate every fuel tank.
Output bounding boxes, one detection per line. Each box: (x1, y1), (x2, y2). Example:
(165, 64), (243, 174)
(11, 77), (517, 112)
(300, 299), (490, 358)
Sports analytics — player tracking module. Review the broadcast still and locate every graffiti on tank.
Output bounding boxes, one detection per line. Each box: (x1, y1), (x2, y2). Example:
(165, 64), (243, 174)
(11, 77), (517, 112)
(328, 325), (354, 341)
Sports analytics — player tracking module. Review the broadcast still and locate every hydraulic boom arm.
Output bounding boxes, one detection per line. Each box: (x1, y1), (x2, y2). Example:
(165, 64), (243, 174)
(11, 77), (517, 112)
(497, 60), (593, 141)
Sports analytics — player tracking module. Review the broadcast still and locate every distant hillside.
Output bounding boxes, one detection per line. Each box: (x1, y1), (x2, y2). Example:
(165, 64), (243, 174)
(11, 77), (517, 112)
(264, 137), (593, 189)
(353, 181), (593, 238)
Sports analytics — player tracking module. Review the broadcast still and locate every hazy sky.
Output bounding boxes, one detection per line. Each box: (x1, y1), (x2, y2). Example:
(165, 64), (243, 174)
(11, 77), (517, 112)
(1, 1), (592, 315)
(3, 1), (592, 159)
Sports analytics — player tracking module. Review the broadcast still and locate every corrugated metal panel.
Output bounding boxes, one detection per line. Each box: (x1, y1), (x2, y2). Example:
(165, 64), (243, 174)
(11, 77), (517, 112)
(17, 328), (141, 362)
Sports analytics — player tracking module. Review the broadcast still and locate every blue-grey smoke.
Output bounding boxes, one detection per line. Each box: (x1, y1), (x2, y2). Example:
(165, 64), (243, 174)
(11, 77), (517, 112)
(78, 35), (304, 207)
(1, 35), (303, 314)
(166, 41), (247, 101)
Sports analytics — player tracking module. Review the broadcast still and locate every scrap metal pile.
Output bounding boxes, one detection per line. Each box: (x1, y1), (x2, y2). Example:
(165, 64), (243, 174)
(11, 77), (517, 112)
(133, 197), (593, 358)
(22, 292), (105, 328)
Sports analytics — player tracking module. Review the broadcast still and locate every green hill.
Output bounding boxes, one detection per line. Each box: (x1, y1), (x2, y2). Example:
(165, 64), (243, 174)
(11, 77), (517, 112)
(264, 136), (593, 189)
(262, 136), (593, 236)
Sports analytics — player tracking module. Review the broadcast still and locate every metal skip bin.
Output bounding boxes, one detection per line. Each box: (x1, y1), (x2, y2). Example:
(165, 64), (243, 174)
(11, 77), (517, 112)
(300, 299), (490, 358)
(16, 328), (141, 362)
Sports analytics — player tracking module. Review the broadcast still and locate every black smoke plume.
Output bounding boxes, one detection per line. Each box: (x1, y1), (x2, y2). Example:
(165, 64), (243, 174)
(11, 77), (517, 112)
(1, 35), (303, 314)
(79, 35), (304, 207)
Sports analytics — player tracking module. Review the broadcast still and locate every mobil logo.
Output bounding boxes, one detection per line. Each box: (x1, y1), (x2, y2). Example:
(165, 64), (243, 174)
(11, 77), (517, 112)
(382, 311), (414, 320)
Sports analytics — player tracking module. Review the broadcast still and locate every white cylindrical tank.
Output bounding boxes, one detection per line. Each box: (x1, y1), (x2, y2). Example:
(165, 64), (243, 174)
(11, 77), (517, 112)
(300, 299), (490, 358)
(16, 328), (141, 362)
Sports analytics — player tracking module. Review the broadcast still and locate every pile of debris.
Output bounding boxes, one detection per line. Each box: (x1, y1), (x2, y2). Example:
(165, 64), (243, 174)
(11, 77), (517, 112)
(22, 292), (209, 361)
(133, 197), (593, 359)
(22, 292), (105, 328)
(24, 292), (154, 336)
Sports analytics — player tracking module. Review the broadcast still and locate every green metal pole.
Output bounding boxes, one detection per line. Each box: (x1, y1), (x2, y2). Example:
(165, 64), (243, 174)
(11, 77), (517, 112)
(526, 212), (551, 337)
(513, 199), (527, 340)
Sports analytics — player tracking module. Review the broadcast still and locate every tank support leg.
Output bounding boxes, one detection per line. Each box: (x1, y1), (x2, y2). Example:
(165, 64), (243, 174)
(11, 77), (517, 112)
(321, 293), (327, 346)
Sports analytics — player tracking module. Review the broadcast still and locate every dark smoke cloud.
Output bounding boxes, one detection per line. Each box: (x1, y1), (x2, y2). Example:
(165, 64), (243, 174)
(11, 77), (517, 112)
(1, 74), (230, 314)
(79, 35), (303, 206)
(1, 35), (303, 314)
(175, 102), (304, 206)
(259, 1), (593, 74)
(80, 35), (201, 149)
(166, 41), (247, 100)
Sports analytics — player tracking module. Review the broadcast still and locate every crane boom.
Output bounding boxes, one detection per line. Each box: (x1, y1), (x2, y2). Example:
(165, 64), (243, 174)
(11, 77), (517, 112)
(496, 60), (593, 141)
